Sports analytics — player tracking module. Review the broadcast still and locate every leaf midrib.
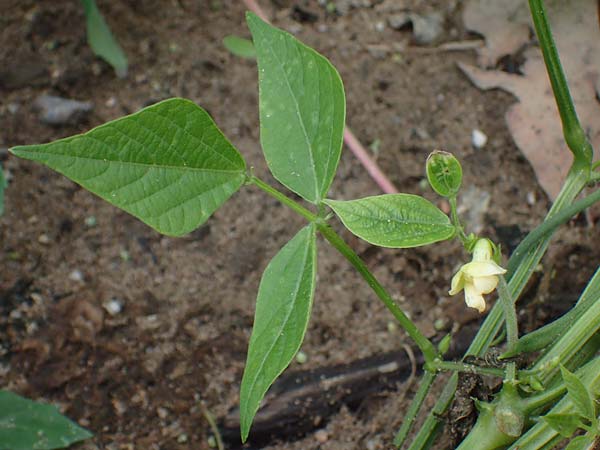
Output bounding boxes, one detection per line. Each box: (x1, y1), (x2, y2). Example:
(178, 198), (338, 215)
(242, 230), (313, 430)
(259, 26), (320, 201)
(13, 148), (245, 175)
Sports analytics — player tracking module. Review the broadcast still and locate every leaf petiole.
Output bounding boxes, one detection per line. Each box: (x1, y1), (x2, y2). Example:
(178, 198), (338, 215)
(250, 175), (438, 362)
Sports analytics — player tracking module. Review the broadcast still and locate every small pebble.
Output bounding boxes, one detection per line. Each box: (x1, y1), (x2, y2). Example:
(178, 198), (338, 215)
(296, 351), (308, 364)
(120, 249), (130, 261)
(374, 21), (385, 32)
(472, 129), (488, 149)
(526, 191), (536, 205)
(103, 298), (123, 316)
(69, 269), (84, 282)
(177, 434), (188, 444)
(84, 216), (97, 227)
(411, 12), (444, 45)
(105, 97), (117, 108)
(387, 321), (398, 333)
(434, 318), (447, 331)
(315, 429), (328, 443)
(156, 407), (168, 419)
(207, 436), (217, 448)
(38, 233), (50, 244)
(34, 95), (93, 126)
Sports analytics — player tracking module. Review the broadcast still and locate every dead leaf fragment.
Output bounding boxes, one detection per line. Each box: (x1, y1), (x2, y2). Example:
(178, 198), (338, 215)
(463, 0), (531, 67)
(461, 0), (600, 199)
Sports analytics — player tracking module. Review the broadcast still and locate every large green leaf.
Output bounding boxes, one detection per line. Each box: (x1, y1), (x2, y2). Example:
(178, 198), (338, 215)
(325, 194), (455, 248)
(0, 390), (92, 450)
(247, 12), (346, 204)
(10, 98), (246, 237)
(240, 224), (317, 442)
(81, 0), (128, 78)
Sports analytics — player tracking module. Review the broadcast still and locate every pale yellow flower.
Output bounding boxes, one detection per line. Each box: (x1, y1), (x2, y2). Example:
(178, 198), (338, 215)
(449, 239), (506, 313)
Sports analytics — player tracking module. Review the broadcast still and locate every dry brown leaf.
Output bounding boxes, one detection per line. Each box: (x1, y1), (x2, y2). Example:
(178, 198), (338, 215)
(463, 0), (531, 67)
(460, 0), (600, 200)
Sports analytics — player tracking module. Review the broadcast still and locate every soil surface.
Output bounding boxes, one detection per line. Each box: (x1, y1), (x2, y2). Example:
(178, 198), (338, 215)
(1, 1), (598, 449)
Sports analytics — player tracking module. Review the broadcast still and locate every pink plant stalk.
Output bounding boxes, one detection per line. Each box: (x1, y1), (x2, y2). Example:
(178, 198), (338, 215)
(241, 0), (399, 194)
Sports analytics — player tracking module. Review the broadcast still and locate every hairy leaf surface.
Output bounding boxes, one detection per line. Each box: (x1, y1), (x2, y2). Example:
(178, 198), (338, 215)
(240, 224), (317, 441)
(11, 98), (246, 236)
(247, 12), (345, 204)
(325, 194), (454, 248)
(0, 390), (92, 449)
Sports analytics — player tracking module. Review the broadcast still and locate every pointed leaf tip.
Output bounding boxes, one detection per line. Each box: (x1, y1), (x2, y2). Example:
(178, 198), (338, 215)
(248, 13), (346, 203)
(239, 225), (317, 441)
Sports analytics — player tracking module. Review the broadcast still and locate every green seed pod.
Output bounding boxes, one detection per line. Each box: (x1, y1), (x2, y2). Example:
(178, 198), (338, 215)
(426, 150), (463, 197)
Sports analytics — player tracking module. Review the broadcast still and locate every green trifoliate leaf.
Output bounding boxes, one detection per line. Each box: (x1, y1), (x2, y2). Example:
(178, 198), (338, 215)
(0, 390), (93, 449)
(0, 162), (6, 216)
(81, 0), (128, 78)
(325, 194), (455, 248)
(426, 150), (462, 197)
(10, 98), (246, 237)
(541, 413), (584, 438)
(240, 224), (317, 442)
(223, 35), (256, 59)
(247, 12), (345, 204)
(560, 366), (596, 420)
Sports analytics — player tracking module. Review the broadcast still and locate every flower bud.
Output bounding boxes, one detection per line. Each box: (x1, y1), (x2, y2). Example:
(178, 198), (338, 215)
(426, 150), (462, 197)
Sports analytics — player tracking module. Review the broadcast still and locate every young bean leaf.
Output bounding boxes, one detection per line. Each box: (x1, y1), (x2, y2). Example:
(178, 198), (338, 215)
(0, 390), (93, 449)
(223, 35), (256, 59)
(247, 12), (345, 204)
(542, 413), (584, 438)
(560, 366), (596, 420)
(324, 194), (455, 248)
(80, 0), (128, 78)
(565, 435), (595, 450)
(10, 98), (246, 237)
(240, 224), (317, 442)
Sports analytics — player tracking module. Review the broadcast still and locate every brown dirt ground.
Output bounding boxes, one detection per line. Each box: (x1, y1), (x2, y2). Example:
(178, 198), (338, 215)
(1, 0), (598, 449)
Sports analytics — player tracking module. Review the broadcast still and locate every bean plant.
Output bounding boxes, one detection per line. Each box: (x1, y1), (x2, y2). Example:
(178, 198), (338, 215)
(7, 0), (600, 448)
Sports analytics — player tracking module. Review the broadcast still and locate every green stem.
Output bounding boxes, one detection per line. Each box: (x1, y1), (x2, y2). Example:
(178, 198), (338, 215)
(426, 359), (505, 378)
(497, 276), (518, 348)
(521, 383), (566, 412)
(394, 371), (437, 447)
(250, 176), (318, 222)
(449, 196), (468, 245)
(317, 223), (438, 362)
(507, 187), (600, 276)
(250, 176), (438, 362)
(407, 170), (589, 450)
(528, 0), (594, 168)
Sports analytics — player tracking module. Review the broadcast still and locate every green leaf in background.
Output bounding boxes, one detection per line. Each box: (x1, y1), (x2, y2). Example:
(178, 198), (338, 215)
(0, 162), (6, 216)
(81, 0), (128, 78)
(247, 12), (345, 204)
(560, 366), (596, 420)
(426, 150), (462, 197)
(0, 390), (92, 450)
(325, 194), (455, 248)
(10, 98), (246, 237)
(240, 224), (317, 442)
(541, 413), (584, 438)
(223, 35), (256, 59)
